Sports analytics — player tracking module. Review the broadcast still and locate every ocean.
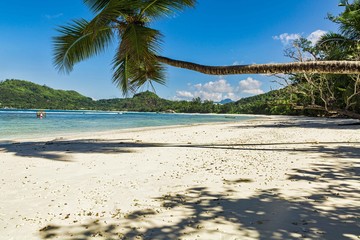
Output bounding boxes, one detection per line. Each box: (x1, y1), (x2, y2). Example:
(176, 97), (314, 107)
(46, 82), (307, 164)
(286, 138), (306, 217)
(0, 109), (254, 141)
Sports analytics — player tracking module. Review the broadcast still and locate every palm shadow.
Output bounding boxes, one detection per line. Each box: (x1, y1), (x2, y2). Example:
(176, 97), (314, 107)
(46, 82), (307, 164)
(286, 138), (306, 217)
(1, 138), (359, 161)
(38, 188), (359, 240)
(233, 118), (360, 130)
(185, 142), (360, 160)
(38, 159), (359, 240)
(0, 139), (166, 161)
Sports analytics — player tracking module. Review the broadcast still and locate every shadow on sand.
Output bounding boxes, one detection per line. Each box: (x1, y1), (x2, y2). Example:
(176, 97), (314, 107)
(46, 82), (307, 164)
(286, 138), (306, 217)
(234, 118), (360, 130)
(1, 138), (359, 162)
(0, 139), (164, 161)
(1, 119), (357, 239)
(38, 163), (359, 239)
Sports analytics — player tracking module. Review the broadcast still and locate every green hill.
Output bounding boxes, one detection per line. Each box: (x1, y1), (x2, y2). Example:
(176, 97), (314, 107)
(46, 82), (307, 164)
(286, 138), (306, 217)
(95, 91), (174, 112)
(230, 88), (299, 115)
(0, 79), (178, 112)
(0, 79), (94, 109)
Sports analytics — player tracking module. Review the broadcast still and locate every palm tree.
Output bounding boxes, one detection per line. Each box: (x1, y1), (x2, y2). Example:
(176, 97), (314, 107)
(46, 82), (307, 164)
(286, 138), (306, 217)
(329, 0), (360, 41)
(54, 0), (360, 94)
(319, 0), (360, 60)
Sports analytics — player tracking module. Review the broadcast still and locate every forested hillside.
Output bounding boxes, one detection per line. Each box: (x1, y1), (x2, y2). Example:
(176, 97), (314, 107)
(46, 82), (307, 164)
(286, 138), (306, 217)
(0, 79), (94, 109)
(229, 89), (299, 115)
(0, 79), (220, 112)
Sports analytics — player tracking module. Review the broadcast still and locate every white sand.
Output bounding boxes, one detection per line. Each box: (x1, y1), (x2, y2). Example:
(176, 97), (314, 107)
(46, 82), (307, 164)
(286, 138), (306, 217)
(0, 115), (359, 240)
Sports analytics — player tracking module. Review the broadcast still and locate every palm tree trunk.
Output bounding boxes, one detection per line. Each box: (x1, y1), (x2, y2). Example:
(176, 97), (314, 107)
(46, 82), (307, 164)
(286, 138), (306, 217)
(156, 56), (360, 75)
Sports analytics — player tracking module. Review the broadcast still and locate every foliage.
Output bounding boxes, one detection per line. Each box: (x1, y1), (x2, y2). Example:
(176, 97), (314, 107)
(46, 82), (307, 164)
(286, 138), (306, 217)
(227, 89), (302, 116)
(0, 79), (94, 109)
(277, 0), (360, 119)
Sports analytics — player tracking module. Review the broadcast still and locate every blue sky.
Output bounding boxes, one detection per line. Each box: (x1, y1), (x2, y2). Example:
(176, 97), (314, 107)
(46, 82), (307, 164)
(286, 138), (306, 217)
(0, 0), (342, 100)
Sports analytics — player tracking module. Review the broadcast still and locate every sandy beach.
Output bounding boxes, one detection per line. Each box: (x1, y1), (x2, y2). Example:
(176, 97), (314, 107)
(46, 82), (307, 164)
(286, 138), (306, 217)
(0, 115), (359, 240)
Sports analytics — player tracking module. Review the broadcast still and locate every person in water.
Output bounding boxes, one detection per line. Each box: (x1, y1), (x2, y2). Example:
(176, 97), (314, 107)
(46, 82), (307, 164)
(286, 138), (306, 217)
(36, 111), (46, 119)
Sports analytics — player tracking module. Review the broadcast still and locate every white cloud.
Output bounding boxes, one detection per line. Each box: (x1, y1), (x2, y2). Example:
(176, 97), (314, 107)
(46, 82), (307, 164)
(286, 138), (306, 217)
(273, 30), (327, 46)
(176, 91), (194, 99)
(198, 79), (233, 93)
(175, 79), (236, 102)
(237, 77), (265, 95)
(273, 33), (301, 45)
(307, 30), (327, 45)
(175, 77), (264, 101)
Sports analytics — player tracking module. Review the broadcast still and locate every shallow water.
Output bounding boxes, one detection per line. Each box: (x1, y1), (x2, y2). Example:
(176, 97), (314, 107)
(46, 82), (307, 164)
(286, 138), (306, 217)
(0, 109), (254, 141)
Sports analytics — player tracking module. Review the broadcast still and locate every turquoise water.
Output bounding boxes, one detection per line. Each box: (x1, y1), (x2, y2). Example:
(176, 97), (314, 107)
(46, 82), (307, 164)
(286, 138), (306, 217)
(0, 109), (254, 140)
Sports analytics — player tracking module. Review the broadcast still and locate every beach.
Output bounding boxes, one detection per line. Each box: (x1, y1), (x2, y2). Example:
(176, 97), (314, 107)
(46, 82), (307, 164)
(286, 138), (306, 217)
(0, 115), (359, 240)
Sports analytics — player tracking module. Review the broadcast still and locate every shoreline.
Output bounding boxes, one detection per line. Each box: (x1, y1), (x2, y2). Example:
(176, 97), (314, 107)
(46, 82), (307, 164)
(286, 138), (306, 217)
(0, 113), (265, 143)
(3, 114), (358, 144)
(0, 115), (359, 239)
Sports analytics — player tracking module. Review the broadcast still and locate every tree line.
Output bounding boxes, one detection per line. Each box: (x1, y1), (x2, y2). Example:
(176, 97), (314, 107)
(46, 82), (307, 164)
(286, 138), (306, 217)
(0, 79), (299, 115)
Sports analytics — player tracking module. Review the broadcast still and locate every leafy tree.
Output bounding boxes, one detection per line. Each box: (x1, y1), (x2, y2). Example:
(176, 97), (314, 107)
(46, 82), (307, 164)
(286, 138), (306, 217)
(54, 0), (360, 95)
(276, 0), (360, 119)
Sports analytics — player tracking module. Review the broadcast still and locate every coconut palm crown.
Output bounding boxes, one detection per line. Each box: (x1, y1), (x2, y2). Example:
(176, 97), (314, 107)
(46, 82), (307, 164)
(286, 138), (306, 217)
(54, 0), (360, 94)
(54, 0), (197, 94)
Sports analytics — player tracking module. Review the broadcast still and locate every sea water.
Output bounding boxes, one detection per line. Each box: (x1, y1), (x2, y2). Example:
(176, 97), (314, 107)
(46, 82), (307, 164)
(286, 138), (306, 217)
(0, 109), (254, 141)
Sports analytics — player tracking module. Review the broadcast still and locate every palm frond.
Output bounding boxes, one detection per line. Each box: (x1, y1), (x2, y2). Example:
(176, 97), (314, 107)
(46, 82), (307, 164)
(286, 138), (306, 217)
(140, 0), (196, 18)
(317, 32), (349, 46)
(53, 18), (114, 73)
(124, 24), (162, 59)
(128, 61), (166, 93)
(112, 52), (166, 95)
(112, 23), (166, 94)
(88, 0), (142, 27)
(84, 0), (144, 14)
(330, 0), (360, 40)
(338, 10), (360, 40)
(316, 32), (356, 60)
(83, 0), (111, 13)
(112, 49), (130, 95)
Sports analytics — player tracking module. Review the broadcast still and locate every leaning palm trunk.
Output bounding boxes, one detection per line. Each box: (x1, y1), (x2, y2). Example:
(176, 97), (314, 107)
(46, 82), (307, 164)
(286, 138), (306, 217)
(156, 56), (360, 75)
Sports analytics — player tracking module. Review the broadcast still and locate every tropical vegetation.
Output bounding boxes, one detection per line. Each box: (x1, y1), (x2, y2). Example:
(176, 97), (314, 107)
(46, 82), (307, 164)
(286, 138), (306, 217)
(0, 79), (218, 112)
(0, 79), (94, 109)
(277, 0), (360, 119)
(3, 79), (359, 118)
(0, 79), (297, 115)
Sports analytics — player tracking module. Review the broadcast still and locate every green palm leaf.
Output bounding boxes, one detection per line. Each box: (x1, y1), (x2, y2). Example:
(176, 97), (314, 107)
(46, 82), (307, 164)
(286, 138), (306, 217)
(88, 0), (142, 24)
(330, 0), (360, 40)
(140, 0), (196, 18)
(84, 0), (111, 13)
(112, 52), (166, 95)
(53, 18), (114, 73)
(317, 32), (356, 60)
(317, 32), (349, 46)
(112, 48), (129, 94)
(112, 23), (165, 94)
